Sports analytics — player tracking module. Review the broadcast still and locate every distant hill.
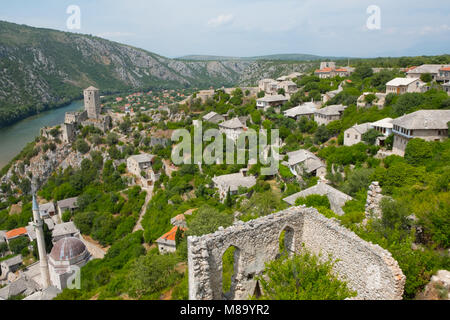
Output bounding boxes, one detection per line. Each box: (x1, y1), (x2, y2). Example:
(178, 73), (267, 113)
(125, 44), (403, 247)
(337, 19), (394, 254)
(0, 20), (316, 127)
(178, 53), (350, 61)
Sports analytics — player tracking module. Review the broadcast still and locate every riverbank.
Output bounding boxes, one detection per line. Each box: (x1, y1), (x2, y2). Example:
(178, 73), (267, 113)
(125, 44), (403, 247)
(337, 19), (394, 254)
(0, 100), (84, 170)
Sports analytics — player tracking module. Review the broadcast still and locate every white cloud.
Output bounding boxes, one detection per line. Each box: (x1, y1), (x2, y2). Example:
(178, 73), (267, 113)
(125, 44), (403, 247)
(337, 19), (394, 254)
(207, 14), (234, 27)
(419, 24), (450, 35)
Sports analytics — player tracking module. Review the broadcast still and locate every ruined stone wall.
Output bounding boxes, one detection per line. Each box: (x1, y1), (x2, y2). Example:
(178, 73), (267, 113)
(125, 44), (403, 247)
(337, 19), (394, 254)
(188, 206), (405, 300)
(365, 181), (384, 220)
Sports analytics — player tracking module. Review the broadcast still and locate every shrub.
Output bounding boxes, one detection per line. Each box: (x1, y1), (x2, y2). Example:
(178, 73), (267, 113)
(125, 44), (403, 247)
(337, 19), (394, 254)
(254, 249), (357, 300)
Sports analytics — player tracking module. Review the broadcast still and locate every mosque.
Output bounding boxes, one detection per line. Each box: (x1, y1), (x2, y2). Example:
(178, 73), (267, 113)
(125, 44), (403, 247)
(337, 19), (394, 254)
(32, 191), (92, 292)
(0, 190), (92, 300)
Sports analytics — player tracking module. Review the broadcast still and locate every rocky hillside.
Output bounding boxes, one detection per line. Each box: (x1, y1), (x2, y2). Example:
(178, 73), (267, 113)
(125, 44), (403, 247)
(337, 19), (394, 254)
(0, 20), (313, 127)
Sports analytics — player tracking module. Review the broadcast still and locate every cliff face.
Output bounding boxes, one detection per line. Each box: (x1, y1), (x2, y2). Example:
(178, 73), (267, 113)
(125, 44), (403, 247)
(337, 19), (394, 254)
(0, 20), (312, 127)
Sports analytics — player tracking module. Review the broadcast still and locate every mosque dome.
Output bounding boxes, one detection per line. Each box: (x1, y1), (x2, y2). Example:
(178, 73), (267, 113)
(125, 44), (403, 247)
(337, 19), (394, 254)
(50, 237), (87, 262)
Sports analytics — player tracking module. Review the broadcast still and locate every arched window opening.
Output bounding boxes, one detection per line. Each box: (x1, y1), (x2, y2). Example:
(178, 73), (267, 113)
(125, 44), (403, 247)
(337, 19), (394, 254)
(278, 226), (295, 258)
(222, 246), (240, 299)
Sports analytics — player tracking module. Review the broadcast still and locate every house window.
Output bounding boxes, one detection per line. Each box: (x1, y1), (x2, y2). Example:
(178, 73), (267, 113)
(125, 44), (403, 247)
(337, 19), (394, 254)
(347, 134), (350, 138)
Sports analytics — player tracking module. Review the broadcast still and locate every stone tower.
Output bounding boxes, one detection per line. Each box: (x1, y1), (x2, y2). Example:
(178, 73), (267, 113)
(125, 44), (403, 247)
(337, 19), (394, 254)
(84, 86), (100, 119)
(32, 192), (51, 289)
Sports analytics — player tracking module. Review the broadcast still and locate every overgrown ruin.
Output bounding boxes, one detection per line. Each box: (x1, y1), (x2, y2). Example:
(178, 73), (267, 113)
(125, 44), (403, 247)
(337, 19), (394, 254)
(188, 206), (405, 300)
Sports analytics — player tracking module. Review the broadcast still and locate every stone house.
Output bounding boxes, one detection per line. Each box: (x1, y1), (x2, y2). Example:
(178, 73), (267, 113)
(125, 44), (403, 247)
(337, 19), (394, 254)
(156, 226), (185, 254)
(258, 79), (278, 94)
(282, 181), (353, 215)
(277, 81), (298, 95)
(386, 78), (426, 95)
(39, 202), (56, 218)
(197, 90), (215, 103)
(439, 67), (450, 82)
(127, 154), (158, 187)
(284, 149), (326, 178)
(219, 118), (246, 142)
(0, 255), (23, 278)
(315, 62), (350, 79)
(212, 171), (257, 201)
(127, 154), (155, 177)
(357, 92), (387, 109)
(392, 110), (450, 156)
(314, 104), (347, 126)
(203, 112), (225, 124)
(321, 86), (343, 104)
(256, 95), (288, 112)
(0, 230), (5, 246)
(320, 61), (336, 70)
(56, 197), (79, 220)
(344, 123), (372, 146)
(406, 64), (450, 82)
(4, 227), (28, 245)
(443, 82), (450, 96)
(0, 274), (40, 300)
(370, 118), (394, 146)
(283, 102), (318, 120)
(51, 222), (81, 243)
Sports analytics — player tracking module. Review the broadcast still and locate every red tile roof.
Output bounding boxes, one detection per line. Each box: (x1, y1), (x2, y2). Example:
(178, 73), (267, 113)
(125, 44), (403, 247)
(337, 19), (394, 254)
(6, 227), (28, 239)
(404, 66), (417, 72)
(440, 67), (450, 71)
(160, 226), (185, 242)
(335, 68), (347, 72)
(315, 68), (333, 73)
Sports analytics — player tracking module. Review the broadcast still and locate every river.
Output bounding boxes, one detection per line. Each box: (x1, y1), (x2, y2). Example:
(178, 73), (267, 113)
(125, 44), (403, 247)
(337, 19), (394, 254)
(0, 100), (84, 169)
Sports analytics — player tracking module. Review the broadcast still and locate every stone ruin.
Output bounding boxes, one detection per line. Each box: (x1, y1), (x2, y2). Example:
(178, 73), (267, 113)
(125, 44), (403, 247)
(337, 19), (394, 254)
(365, 182), (384, 221)
(188, 206), (405, 300)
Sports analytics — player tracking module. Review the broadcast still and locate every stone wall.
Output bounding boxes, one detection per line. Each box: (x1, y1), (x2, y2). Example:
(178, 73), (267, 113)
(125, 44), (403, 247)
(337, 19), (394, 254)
(365, 182), (384, 220)
(188, 206), (405, 300)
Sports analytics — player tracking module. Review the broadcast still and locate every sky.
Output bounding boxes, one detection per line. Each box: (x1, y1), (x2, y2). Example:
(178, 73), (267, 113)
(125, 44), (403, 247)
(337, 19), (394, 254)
(1, 0), (449, 58)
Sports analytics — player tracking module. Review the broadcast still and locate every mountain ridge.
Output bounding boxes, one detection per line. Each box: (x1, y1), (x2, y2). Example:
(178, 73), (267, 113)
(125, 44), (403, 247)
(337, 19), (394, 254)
(177, 53), (351, 61)
(0, 20), (315, 127)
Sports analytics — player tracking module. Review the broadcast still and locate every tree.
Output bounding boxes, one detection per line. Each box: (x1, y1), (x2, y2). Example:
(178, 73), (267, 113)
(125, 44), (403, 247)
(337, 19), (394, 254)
(404, 138), (433, 166)
(378, 198), (411, 234)
(277, 88), (286, 96)
(74, 139), (90, 154)
(251, 110), (262, 125)
(106, 133), (119, 146)
(9, 237), (30, 254)
(254, 249), (356, 300)
(225, 188), (233, 208)
(175, 227), (184, 246)
(187, 205), (233, 237)
(364, 94), (377, 105)
(0, 242), (8, 257)
(314, 125), (331, 144)
(128, 252), (180, 298)
(362, 129), (383, 145)
(420, 73), (433, 83)
(353, 66), (374, 79)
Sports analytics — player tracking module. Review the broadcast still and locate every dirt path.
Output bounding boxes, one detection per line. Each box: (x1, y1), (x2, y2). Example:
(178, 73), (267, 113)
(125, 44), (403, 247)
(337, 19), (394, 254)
(133, 186), (153, 232)
(81, 235), (108, 259)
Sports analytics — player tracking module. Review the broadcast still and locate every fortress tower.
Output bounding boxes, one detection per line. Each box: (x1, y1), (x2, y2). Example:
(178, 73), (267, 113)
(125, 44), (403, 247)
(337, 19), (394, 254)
(84, 86), (101, 119)
(32, 191), (51, 289)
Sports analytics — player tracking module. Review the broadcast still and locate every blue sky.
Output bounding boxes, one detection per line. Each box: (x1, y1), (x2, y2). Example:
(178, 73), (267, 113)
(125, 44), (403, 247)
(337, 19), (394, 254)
(1, 0), (449, 58)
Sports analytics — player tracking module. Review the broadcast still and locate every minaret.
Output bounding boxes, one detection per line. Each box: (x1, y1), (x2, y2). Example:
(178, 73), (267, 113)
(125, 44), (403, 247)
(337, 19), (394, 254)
(32, 191), (51, 289)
